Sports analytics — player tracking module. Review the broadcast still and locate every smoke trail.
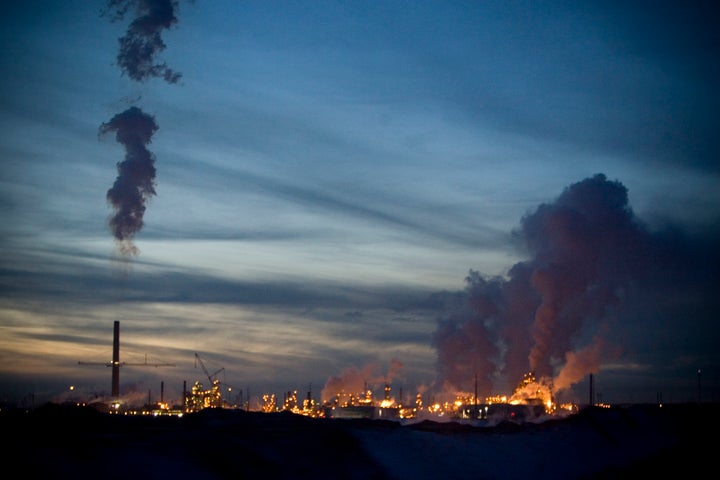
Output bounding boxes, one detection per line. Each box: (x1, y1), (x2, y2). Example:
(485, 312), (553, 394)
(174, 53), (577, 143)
(432, 174), (650, 399)
(103, 0), (182, 84)
(433, 272), (502, 395)
(99, 106), (159, 255)
(98, 1), (187, 253)
(321, 364), (376, 404)
(386, 357), (405, 384)
(523, 175), (645, 376)
(321, 360), (405, 404)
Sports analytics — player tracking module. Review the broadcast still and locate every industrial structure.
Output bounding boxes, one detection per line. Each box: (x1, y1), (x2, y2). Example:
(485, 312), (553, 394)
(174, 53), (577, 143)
(183, 353), (233, 412)
(78, 320), (174, 398)
(74, 321), (583, 421)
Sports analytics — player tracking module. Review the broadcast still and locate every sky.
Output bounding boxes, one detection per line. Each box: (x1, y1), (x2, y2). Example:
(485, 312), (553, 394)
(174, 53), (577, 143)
(1, 0), (719, 408)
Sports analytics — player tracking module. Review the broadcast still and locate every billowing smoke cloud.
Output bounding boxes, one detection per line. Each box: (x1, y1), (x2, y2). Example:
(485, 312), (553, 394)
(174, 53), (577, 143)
(103, 0), (182, 84)
(99, 1), (187, 254)
(99, 106), (159, 255)
(433, 174), (654, 400)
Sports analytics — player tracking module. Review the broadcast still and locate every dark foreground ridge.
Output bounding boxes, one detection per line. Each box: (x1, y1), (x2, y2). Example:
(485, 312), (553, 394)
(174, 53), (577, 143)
(3, 402), (716, 479)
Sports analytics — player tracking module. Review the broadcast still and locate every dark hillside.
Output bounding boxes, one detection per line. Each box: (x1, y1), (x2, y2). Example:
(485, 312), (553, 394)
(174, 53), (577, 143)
(2, 402), (716, 479)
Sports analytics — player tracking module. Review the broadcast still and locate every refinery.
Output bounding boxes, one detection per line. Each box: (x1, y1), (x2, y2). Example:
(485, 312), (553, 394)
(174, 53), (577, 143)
(85, 369), (579, 423)
(72, 321), (584, 422)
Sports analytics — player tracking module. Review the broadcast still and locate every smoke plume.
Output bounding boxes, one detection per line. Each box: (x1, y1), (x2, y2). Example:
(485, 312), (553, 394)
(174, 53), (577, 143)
(321, 360), (405, 404)
(433, 174), (651, 400)
(99, 1), (187, 254)
(103, 0), (182, 84)
(99, 106), (159, 255)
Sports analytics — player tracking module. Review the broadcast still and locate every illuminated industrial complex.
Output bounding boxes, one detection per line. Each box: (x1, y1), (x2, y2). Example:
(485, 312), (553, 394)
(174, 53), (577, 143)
(77, 321), (583, 421)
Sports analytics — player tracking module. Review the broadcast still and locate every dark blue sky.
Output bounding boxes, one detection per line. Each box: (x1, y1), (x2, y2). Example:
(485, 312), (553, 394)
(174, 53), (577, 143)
(0, 0), (718, 407)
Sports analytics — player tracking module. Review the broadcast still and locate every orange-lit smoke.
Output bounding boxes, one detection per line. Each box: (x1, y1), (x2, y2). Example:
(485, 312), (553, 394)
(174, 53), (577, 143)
(321, 359), (405, 404)
(433, 174), (650, 400)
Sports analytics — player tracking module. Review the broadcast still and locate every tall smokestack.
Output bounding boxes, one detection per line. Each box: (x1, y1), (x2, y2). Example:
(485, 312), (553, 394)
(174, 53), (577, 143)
(112, 320), (120, 397)
(474, 373), (478, 406)
(161, 380), (164, 404)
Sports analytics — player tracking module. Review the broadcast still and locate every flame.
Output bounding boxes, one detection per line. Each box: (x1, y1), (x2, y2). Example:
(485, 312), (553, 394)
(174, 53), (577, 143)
(207, 371), (579, 421)
(507, 372), (555, 412)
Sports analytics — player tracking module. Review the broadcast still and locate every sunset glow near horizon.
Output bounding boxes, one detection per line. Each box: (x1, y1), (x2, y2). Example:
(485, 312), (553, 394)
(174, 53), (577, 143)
(1, 0), (718, 408)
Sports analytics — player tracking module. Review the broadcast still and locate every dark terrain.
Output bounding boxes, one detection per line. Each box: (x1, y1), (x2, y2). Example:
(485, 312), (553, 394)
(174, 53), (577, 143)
(3, 402), (716, 479)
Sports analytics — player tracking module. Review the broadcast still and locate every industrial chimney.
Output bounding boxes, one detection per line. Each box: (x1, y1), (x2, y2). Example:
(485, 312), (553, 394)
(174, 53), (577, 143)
(112, 320), (120, 397)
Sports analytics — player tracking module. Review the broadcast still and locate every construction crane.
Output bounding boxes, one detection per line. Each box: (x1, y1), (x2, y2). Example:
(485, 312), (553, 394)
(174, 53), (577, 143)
(193, 353), (237, 407)
(78, 321), (174, 398)
(194, 352), (224, 386)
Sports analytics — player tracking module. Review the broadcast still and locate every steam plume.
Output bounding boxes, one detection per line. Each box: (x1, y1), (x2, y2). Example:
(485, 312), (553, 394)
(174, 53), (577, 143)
(103, 0), (182, 83)
(321, 359), (405, 404)
(433, 174), (649, 399)
(99, 106), (159, 255)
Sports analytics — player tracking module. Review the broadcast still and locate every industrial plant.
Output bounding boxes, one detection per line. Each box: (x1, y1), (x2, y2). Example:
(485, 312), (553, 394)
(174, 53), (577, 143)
(75, 321), (582, 422)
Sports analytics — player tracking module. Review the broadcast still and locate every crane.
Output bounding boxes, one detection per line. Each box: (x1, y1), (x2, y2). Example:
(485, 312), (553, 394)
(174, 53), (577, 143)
(194, 352), (224, 386)
(193, 353), (237, 408)
(78, 321), (174, 398)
